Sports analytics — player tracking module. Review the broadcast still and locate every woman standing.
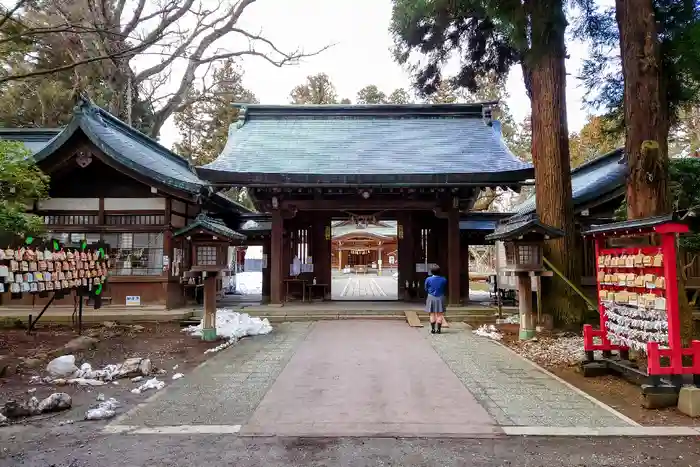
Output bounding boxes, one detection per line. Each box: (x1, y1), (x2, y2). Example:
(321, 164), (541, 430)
(424, 265), (447, 334)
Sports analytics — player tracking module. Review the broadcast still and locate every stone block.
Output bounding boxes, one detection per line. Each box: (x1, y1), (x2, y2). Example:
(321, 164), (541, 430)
(581, 361), (609, 378)
(677, 386), (700, 417)
(642, 392), (678, 409)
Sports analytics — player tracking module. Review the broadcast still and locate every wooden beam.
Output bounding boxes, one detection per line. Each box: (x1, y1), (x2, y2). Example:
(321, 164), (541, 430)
(281, 199), (440, 211)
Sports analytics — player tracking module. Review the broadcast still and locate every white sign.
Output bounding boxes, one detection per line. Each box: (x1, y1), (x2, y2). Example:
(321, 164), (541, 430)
(125, 296), (141, 306)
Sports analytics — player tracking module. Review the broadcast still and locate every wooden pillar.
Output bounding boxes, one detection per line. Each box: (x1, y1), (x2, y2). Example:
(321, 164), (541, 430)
(201, 273), (217, 341)
(311, 215), (332, 298)
(447, 207), (461, 305)
(271, 210), (283, 304)
(517, 273), (535, 340)
(397, 213), (409, 299)
(461, 236), (470, 303)
(262, 237), (271, 303)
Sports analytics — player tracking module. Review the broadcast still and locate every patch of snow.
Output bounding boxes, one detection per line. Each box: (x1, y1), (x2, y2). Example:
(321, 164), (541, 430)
(204, 340), (235, 354)
(96, 393), (105, 402)
(131, 378), (165, 394)
(66, 378), (105, 386)
(469, 289), (491, 301)
(502, 314), (519, 324)
(0, 413), (8, 426)
(131, 376), (143, 383)
(71, 358), (151, 382)
(85, 398), (120, 420)
(28, 376), (42, 385)
(183, 309), (272, 342)
(27, 388), (36, 394)
(172, 373), (184, 380)
(46, 355), (78, 377)
(473, 324), (503, 340)
(172, 364), (179, 371)
(235, 271), (262, 295)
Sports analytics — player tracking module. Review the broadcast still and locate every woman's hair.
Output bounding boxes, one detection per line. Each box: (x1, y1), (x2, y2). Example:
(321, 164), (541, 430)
(430, 265), (441, 276)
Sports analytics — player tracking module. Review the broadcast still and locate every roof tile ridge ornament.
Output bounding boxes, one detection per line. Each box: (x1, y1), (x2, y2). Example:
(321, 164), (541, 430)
(235, 105), (248, 129)
(482, 104), (493, 125)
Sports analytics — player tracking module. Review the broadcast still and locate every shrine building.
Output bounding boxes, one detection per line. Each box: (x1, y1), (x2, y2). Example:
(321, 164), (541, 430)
(0, 97), (250, 310)
(197, 103), (533, 305)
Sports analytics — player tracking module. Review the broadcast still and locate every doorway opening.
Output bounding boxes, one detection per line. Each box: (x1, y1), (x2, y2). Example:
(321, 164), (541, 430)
(330, 217), (398, 301)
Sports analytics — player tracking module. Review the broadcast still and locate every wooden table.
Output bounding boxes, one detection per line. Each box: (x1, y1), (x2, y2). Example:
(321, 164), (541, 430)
(284, 278), (307, 302)
(305, 283), (329, 302)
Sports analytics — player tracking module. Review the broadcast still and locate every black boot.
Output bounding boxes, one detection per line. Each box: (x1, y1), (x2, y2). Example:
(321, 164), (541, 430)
(436, 323), (442, 334)
(430, 322), (436, 334)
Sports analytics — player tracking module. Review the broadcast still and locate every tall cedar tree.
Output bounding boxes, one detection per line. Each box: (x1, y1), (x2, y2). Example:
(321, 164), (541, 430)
(576, 0), (700, 340)
(391, 0), (586, 324)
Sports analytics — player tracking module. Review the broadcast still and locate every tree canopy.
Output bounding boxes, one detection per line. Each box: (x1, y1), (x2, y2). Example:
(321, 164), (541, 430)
(0, 140), (48, 239)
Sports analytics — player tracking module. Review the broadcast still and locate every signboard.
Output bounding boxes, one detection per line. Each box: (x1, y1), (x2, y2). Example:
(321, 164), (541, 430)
(125, 296), (141, 306)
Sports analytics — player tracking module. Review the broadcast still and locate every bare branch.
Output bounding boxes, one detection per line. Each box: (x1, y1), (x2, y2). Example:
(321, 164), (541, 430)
(0, 0), (27, 31)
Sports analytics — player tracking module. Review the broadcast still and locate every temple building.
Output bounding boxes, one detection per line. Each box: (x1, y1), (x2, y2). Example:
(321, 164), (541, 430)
(197, 103), (534, 305)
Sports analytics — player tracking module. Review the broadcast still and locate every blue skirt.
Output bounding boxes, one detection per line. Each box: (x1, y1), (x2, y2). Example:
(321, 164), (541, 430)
(425, 294), (446, 313)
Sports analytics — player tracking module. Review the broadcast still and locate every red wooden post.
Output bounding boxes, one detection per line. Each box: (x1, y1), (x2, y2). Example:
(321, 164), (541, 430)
(661, 231), (683, 373)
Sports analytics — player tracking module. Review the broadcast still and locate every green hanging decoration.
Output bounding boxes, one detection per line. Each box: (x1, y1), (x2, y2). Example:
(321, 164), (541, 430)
(95, 283), (103, 296)
(53, 240), (59, 251)
(25, 236), (34, 245)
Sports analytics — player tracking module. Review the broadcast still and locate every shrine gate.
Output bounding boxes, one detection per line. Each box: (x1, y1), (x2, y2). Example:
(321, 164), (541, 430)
(197, 103), (533, 305)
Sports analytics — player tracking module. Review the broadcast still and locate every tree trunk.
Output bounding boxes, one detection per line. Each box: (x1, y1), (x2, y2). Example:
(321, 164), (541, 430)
(529, 0), (586, 325)
(615, 0), (692, 341)
(616, 0), (669, 218)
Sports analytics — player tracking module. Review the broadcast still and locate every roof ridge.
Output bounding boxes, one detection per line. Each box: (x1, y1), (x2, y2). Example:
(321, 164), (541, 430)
(571, 147), (624, 174)
(75, 98), (196, 172)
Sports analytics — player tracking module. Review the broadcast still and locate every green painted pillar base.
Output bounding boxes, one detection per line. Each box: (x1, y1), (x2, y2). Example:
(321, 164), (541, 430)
(201, 328), (217, 341)
(519, 329), (536, 340)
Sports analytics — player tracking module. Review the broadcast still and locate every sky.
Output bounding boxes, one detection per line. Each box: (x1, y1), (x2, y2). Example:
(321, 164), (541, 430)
(145, 0), (608, 149)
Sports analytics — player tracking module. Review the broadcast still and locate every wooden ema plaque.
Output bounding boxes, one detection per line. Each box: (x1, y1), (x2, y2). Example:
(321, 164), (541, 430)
(583, 217), (700, 383)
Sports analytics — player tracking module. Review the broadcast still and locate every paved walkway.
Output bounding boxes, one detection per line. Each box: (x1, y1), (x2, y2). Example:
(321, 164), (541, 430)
(332, 275), (398, 300)
(109, 321), (633, 437)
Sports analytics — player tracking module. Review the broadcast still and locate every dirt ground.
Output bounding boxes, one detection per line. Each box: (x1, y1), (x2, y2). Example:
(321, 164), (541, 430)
(0, 322), (220, 426)
(498, 325), (700, 426)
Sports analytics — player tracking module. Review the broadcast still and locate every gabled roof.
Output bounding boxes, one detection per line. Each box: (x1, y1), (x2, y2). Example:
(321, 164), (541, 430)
(485, 213), (565, 242)
(514, 148), (626, 215)
(32, 97), (205, 195)
(0, 128), (62, 153)
(173, 214), (245, 242)
(197, 103), (534, 186)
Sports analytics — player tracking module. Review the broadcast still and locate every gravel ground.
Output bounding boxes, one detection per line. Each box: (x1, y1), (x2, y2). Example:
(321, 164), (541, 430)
(2, 434), (700, 466)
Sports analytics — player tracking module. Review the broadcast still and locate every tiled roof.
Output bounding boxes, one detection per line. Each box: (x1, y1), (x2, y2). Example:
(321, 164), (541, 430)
(173, 214), (245, 242)
(198, 103), (533, 185)
(582, 214), (678, 236)
(32, 97), (205, 194)
(485, 213), (565, 242)
(0, 128), (62, 154)
(514, 149), (626, 215)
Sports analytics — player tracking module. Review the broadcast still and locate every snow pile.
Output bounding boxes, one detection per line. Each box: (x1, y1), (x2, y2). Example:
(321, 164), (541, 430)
(235, 271), (262, 295)
(473, 324), (503, 340)
(502, 314), (520, 324)
(510, 335), (586, 367)
(45, 356), (152, 384)
(172, 373), (184, 380)
(469, 289), (492, 302)
(46, 355), (78, 378)
(85, 398), (120, 420)
(184, 309), (272, 341)
(131, 377), (165, 394)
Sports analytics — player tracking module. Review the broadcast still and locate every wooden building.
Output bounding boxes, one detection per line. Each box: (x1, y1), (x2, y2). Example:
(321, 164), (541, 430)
(0, 97), (249, 309)
(331, 219), (398, 271)
(197, 103), (534, 305)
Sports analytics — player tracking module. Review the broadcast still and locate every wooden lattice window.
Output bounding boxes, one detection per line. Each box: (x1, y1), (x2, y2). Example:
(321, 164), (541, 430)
(195, 246), (218, 266)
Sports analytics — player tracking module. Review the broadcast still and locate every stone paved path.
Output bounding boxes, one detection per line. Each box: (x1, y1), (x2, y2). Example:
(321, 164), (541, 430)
(332, 275), (397, 300)
(110, 320), (632, 437)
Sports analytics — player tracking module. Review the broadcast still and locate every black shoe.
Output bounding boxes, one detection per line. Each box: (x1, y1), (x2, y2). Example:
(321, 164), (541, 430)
(430, 322), (436, 333)
(430, 329), (436, 334)
(436, 323), (442, 334)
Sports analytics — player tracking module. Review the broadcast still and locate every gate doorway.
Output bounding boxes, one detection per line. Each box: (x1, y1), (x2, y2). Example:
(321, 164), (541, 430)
(331, 217), (398, 301)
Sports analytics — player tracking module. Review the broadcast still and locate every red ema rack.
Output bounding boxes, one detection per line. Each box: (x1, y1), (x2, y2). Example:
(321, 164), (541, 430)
(583, 219), (700, 376)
